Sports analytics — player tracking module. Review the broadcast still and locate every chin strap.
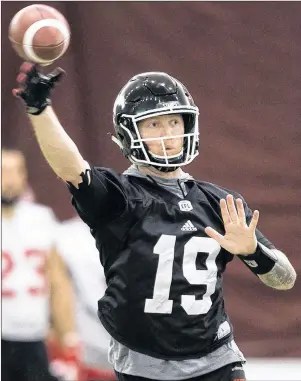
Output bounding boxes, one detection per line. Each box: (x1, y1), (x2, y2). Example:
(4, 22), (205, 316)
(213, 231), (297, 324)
(135, 163), (179, 174)
(153, 165), (180, 173)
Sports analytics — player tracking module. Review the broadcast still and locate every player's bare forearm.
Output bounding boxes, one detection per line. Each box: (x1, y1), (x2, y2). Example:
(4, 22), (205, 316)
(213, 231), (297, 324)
(48, 248), (77, 343)
(28, 106), (88, 186)
(258, 249), (296, 290)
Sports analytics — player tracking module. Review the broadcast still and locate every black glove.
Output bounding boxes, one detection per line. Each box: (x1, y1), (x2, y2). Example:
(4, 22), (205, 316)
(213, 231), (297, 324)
(13, 62), (65, 115)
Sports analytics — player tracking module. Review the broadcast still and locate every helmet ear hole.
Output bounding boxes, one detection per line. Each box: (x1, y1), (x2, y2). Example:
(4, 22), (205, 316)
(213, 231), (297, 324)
(118, 116), (126, 125)
(117, 119), (137, 158)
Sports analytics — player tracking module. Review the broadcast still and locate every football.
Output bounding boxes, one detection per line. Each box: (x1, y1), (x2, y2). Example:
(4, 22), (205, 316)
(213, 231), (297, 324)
(9, 4), (70, 65)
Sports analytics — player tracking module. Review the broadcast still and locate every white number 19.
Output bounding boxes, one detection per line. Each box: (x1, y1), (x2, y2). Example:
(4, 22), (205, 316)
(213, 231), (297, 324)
(144, 235), (221, 315)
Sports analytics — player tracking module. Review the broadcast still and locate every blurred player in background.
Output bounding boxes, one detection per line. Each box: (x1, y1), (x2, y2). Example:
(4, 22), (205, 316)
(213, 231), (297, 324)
(54, 217), (116, 381)
(2, 148), (80, 381)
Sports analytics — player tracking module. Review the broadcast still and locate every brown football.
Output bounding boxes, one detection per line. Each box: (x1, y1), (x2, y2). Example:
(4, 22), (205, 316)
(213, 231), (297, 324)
(9, 4), (71, 65)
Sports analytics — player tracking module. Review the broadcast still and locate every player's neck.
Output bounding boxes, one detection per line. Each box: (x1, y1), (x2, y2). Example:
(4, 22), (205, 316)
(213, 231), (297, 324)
(138, 165), (182, 179)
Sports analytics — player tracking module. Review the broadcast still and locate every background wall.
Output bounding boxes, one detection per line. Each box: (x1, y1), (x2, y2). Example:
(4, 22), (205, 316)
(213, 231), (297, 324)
(2, 1), (300, 358)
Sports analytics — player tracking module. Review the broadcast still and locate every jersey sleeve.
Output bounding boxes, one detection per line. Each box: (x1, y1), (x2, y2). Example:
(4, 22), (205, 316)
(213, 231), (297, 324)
(67, 166), (128, 228)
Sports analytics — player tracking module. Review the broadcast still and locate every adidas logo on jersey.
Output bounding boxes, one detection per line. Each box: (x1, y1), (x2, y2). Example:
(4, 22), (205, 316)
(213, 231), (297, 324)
(181, 220), (197, 231)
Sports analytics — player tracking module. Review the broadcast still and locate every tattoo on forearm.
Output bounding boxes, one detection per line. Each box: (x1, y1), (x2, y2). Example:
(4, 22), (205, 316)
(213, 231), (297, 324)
(258, 250), (296, 290)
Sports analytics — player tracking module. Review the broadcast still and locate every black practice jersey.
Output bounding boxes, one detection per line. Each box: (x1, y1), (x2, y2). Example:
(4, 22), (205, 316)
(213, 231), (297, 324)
(68, 166), (275, 360)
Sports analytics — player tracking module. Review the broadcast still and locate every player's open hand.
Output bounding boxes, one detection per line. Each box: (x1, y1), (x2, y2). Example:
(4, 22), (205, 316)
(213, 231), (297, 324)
(205, 194), (259, 255)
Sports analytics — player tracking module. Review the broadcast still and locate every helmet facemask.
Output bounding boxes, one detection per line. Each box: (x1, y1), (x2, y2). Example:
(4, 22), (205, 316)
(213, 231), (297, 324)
(112, 106), (199, 172)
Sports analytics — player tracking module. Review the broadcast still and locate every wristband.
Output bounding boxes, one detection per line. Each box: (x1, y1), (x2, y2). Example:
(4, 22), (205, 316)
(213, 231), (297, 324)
(239, 243), (278, 274)
(26, 99), (51, 115)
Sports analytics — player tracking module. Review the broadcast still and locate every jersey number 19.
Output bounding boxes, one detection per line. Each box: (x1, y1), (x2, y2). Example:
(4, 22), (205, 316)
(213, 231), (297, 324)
(145, 235), (220, 315)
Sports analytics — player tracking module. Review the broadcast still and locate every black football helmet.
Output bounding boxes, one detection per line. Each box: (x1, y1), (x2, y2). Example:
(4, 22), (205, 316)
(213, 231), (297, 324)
(112, 72), (199, 171)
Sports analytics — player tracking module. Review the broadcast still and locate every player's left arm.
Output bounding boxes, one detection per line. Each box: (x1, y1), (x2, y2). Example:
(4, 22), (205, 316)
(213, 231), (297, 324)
(47, 247), (78, 345)
(255, 244), (296, 290)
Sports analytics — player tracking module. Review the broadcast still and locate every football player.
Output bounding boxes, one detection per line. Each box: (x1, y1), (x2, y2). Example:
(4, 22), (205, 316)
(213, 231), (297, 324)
(2, 148), (79, 381)
(12, 63), (296, 381)
(55, 216), (116, 381)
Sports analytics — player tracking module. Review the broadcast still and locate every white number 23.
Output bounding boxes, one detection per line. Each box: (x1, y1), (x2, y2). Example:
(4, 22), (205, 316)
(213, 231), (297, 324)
(144, 235), (221, 315)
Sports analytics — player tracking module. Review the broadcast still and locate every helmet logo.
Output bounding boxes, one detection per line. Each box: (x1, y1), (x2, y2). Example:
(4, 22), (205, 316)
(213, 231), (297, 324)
(156, 101), (180, 109)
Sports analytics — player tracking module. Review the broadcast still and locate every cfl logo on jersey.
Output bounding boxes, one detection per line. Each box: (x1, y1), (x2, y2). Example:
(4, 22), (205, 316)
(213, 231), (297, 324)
(178, 200), (193, 211)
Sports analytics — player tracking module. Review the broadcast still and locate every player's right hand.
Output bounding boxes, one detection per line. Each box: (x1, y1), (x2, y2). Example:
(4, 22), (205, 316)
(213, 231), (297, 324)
(13, 62), (65, 115)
